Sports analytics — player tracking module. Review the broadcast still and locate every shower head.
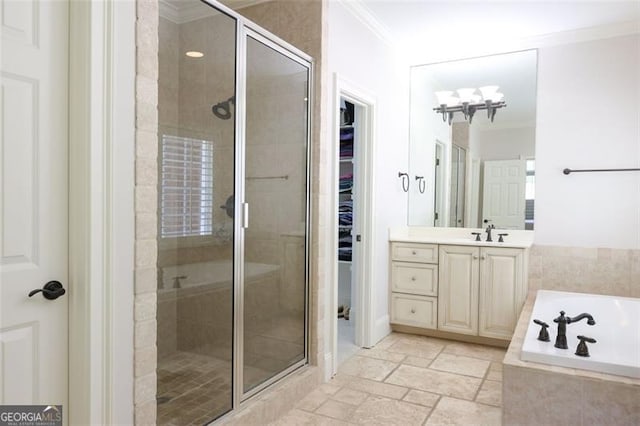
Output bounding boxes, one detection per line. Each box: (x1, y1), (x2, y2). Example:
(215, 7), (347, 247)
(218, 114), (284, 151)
(212, 96), (236, 120)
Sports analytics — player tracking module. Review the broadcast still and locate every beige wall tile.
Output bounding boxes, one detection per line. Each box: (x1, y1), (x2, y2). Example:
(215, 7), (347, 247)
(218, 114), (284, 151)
(134, 267), (157, 295)
(134, 319), (156, 349)
(134, 345), (157, 378)
(134, 373), (157, 404)
(134, 292), (157, 322)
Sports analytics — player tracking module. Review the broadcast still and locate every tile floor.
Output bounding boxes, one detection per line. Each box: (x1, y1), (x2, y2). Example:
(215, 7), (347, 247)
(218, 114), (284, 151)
(270, 332), (506, 426)
(338, 318), (359, 366)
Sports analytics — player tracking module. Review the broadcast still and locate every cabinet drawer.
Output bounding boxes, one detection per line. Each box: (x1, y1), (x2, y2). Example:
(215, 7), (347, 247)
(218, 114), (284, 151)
(391, 262), (438, 296)
(391, 243), (438, 264)
(390, 293), (437, 329)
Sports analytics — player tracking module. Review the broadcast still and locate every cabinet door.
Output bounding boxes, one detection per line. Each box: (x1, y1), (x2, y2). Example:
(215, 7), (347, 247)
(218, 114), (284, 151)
(479, 247), (524, 340)
(438, 245), (479, 335)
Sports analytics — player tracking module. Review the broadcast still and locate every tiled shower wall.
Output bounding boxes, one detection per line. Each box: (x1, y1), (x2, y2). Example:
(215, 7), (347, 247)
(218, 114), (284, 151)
(528, 245), (640, 298)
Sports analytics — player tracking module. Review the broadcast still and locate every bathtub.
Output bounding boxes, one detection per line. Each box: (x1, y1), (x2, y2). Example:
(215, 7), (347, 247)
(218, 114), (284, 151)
(521, 290), (640, 378)
(159, 260), (280, 297)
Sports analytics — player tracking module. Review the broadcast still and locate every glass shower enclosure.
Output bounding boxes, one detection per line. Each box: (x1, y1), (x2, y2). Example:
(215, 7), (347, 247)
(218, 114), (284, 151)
(156, 1), (310, 423)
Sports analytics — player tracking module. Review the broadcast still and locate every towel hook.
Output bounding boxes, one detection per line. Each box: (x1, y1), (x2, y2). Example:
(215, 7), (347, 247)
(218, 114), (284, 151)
(398, 172), (409, 192)
(415, 176), (426, 194)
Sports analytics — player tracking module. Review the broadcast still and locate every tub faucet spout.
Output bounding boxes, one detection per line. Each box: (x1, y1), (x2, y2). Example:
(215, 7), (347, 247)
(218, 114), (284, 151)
(568, 313), (596, 326)
(553, 311), (596, 349)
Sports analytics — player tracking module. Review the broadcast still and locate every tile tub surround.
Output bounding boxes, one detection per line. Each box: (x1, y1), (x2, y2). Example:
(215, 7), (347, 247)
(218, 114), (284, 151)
(271, 332), (505, 425)
(528, 245), (640, 298)
(503, 292), (640, 425)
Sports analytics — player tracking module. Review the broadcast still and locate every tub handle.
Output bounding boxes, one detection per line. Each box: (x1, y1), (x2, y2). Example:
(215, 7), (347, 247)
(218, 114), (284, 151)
(575, 335), (596, 357)
(533, 319), (550, 342)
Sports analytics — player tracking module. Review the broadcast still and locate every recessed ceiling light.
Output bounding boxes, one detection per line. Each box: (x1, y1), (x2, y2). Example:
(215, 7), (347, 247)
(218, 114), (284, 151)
(186, 51), (204, 58)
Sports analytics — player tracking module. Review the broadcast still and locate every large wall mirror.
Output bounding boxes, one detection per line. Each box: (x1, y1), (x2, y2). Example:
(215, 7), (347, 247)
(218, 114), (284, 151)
(408, 50), (537, 230)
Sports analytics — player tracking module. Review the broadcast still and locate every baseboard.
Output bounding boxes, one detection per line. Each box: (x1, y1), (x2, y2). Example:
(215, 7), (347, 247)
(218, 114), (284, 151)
(323, 351), (333, 381)
(372, 315), (392, 347)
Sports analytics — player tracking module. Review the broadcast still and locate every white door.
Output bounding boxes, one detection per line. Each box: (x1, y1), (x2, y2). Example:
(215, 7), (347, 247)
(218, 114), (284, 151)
(482, 159), (526, 229)
(1, 0), (68, 409)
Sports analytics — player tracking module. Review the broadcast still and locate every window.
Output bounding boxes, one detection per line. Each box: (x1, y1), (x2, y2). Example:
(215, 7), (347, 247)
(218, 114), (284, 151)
(160, 135), (214, 238)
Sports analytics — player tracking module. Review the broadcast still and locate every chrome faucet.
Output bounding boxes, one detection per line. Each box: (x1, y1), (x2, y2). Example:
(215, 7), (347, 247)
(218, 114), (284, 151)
(485, 224), (495, 242)
(553, 311), (596, 349)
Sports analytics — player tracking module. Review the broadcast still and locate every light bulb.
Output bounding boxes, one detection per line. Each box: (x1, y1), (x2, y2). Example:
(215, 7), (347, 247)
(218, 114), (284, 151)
(185, 51), (204, 58)
(479, 85), (499, 101)
(446, 96), (460, 107)
(435, 91), (453, 106)
(456, 88), (476, 104)
(493, 92), (505, 102)
(471, 94), (482, 103)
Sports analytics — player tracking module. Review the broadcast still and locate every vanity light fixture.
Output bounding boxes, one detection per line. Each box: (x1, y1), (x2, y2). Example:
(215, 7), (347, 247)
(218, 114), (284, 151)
(185, 51), (204, 58)
(434, 86), (506, 125)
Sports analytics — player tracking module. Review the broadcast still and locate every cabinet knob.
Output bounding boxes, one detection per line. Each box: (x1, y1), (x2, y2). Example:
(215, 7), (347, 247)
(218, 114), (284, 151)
(411, 276), (416, 281)
(410, 308), (416, 314)
(412, 250), (417, 255)
(481, 256), (486, 260)
(473, 255), (479, 259)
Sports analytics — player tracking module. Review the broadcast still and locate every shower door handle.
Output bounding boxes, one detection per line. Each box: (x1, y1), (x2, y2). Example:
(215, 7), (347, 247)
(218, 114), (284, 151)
(242, 202), (249, 229)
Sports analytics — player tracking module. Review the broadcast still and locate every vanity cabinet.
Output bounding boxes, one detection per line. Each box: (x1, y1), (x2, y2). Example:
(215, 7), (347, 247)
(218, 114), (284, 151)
(438, 244), (527, 340)
(389, 243), (438, 329)
(390, 240), (528, 341)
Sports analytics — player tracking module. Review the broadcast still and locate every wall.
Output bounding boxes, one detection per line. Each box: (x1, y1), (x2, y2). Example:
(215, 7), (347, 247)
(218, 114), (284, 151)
(469, 125), (535, 161)
(535, 34), (640, 249)
(326, 0), (410, 345)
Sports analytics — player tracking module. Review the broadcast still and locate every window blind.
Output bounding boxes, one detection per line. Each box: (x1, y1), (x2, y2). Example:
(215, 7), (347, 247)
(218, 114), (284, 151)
(160, 135), (214, 238)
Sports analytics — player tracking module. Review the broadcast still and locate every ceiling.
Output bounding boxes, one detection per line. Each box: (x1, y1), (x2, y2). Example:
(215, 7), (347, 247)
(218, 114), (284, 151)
(359, 0), (639, 126)
(358, 0), (640, 62)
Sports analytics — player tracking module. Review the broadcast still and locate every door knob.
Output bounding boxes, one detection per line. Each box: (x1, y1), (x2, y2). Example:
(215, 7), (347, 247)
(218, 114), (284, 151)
(29, 281), (66, 300)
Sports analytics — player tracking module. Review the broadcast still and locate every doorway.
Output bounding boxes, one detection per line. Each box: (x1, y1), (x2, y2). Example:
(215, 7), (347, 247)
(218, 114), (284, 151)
(331, 77), (375, 377)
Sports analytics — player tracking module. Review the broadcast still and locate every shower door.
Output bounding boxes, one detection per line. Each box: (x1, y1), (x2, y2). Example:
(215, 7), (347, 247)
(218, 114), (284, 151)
(156, 0), (310, 422)
(239, 30), (310, 398)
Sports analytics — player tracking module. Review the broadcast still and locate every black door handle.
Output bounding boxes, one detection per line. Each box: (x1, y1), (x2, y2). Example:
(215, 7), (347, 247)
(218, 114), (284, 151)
(29, 281), (66, 300)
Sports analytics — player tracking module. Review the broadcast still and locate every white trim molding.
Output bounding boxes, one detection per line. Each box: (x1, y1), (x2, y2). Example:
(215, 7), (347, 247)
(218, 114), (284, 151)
(334, 0), (395, 46)
(68, 0), (135, 424)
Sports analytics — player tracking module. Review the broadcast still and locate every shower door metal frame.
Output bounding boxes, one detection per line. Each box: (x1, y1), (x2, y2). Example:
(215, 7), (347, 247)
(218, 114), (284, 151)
(202, 0), (314, 410)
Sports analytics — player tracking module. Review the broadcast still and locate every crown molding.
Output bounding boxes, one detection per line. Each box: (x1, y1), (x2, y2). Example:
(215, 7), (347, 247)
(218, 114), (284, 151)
(335, 0), (395, 46)
(521, 19), (640, 50)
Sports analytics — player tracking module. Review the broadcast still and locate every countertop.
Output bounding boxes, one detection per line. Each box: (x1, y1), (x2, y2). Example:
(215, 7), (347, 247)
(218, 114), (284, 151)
(389, 226), (534, 249)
